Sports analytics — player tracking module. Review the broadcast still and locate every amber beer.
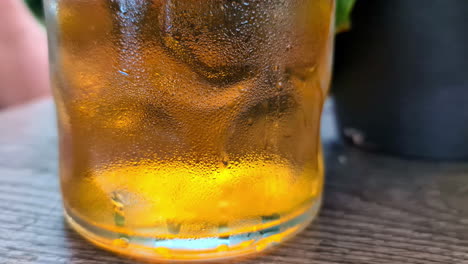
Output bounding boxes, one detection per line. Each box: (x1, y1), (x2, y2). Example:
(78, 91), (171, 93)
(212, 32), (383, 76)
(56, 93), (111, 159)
(45, 0), (335, 260)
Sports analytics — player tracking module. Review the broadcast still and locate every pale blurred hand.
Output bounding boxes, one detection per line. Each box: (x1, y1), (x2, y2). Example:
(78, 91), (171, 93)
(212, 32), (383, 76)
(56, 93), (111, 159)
(0, 0), (50, 109)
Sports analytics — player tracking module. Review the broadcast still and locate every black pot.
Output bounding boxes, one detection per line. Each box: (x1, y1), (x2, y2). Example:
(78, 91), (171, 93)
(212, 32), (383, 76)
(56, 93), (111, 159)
(332, 0), (468, 160)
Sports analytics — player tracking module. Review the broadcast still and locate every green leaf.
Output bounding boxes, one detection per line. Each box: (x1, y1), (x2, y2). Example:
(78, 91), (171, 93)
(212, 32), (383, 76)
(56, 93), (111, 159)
(335, 0), (356, 33)
(24, 0), (44, 22)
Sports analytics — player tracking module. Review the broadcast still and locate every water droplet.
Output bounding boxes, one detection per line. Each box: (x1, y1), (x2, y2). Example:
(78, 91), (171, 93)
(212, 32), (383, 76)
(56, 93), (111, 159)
(111, 192), (124, 211)
(307, 66), (317, 73)
(260, 226), (281, 237)
(114, 213), (125, 227)
(217, 244), (229, 252)
(112, 237), (129, 248)
(118, 70), (129, 76)
(166, 220), (182, 234)
(276, 81), (283, 89)
(262, 213), (281, 223)
(119, 4), (127, 14)
(246, 231), (261, 241)
(237, 85), (246, 92)
(111, 192), (125, 227)
(220, 152), (229, 167)
(218, 222), (229, 233)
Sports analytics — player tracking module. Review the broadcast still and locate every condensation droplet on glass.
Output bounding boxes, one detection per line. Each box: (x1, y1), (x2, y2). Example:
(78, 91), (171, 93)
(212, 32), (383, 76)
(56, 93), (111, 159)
(111, 191), (125, 226)
(119, 4), (127, 14)
(276, 81), (283, 89)
(112, 237), (129, 248)
(119, 70), (129, 76)
(220, 152), (229, 167)
(166, 220), (182, 234)
(217, 244), (229, 252)
(111, 191), (124, 211)
(114, 213), (126, 227)
(307, 66), (317, 73)
(261, 213), (281, 223)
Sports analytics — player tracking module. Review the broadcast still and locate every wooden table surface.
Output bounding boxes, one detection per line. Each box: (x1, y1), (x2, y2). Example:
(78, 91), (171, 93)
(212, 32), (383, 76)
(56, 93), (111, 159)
(2, 98), (468, 264)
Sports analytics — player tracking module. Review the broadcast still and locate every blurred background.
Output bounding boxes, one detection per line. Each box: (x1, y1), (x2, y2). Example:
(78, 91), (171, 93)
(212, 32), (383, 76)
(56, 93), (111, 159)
(0, 0), (48, 109)
(332, 0), (468, 160)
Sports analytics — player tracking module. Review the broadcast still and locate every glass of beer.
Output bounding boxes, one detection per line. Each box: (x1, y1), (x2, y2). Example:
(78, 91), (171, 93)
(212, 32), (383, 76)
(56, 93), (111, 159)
(44, 0), (335, 260)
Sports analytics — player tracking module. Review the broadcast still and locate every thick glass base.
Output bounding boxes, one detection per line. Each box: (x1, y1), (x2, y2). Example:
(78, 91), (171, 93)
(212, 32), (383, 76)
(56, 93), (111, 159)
(65, 196), (321, 261)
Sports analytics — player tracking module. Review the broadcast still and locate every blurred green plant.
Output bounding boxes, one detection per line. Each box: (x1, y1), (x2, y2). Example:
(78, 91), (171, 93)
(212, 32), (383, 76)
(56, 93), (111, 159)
(335, 0), (356, 33)
(24, 0), (44, 21)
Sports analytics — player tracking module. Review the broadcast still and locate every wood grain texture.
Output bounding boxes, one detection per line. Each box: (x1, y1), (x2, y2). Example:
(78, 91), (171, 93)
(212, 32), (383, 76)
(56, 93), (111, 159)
(1, 98), (468, 264)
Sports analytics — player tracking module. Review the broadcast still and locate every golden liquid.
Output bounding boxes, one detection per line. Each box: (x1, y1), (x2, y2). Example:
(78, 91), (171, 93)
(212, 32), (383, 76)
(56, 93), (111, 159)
(47, 0), (334, 258)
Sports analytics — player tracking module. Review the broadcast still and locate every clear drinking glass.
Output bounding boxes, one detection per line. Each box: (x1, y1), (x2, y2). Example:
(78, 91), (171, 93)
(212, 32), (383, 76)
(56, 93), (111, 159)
(44, 0), (335, 260)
